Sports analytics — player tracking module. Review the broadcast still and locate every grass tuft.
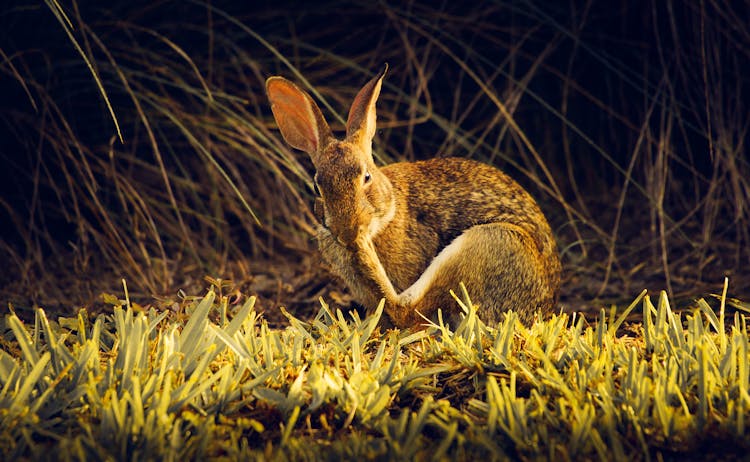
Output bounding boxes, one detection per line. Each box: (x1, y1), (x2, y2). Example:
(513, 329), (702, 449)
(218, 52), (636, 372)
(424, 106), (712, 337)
(1, 284), (749, 459)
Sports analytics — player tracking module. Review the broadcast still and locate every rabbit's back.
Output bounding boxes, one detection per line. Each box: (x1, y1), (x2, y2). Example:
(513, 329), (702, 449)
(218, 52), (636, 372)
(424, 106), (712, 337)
(374, 157), (560, 303)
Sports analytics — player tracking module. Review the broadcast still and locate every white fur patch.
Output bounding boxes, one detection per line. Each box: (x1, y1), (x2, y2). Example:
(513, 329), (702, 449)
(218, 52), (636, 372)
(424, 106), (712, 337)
(397, 232), (468, 305)
(367, 200), (396, 238)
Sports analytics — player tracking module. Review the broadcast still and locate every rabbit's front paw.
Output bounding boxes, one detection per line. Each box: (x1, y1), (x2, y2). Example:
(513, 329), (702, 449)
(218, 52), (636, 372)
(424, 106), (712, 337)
(383, 302), (415, 329)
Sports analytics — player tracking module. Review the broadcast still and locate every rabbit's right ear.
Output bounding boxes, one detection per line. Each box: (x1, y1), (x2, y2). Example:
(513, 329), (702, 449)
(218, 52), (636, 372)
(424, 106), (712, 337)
(346, 64), (387, 152)
(266, 77), (332, 161)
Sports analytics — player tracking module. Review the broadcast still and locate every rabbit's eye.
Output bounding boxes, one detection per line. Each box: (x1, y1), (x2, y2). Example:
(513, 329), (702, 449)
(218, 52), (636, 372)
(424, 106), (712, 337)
(364, 171), (372, 183)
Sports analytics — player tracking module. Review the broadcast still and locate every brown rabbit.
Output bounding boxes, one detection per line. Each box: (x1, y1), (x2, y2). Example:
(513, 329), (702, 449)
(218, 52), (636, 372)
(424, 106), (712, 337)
(266, 65), (561, 328)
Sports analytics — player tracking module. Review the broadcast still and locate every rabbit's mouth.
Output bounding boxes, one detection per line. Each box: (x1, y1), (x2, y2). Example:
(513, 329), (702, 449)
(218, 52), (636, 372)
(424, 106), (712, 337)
(333, 227), (360, 248)
(314, 198), (354, 246)
(321, 217), (359, 248)
(317, 226), (352, 249)
(336, 236), (353, 248)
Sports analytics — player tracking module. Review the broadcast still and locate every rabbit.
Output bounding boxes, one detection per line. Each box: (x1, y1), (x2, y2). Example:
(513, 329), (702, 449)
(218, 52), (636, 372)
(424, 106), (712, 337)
(266, 65), (561, 328)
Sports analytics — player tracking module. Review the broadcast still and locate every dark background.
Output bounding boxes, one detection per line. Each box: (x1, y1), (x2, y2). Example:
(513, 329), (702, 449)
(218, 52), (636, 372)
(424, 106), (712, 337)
(1, 1), (748, 319)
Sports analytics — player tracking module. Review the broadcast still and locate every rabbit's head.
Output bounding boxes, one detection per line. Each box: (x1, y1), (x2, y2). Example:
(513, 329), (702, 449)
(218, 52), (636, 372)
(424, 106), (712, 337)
(267, 66), (394, 247)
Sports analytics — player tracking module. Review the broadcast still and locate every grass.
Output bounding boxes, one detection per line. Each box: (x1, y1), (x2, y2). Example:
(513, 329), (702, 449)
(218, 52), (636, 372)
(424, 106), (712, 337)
(1, 281), (749, 460)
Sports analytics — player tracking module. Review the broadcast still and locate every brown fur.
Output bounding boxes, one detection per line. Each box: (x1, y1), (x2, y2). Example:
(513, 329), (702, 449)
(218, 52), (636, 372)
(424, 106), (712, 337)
(266, 66), (561, 328)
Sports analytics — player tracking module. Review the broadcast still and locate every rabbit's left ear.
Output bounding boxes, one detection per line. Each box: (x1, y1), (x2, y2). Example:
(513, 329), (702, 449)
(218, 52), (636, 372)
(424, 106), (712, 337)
(346, 64), (388, 152)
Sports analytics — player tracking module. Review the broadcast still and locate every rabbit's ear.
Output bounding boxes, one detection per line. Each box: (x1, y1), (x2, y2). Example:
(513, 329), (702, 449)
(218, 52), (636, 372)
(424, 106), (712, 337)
(346, 64), (388, 151)
(266, 77), (332, 159)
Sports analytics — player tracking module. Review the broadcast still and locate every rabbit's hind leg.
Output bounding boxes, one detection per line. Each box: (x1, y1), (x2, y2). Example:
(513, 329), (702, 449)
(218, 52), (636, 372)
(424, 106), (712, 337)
(393, 222), (551, 328)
